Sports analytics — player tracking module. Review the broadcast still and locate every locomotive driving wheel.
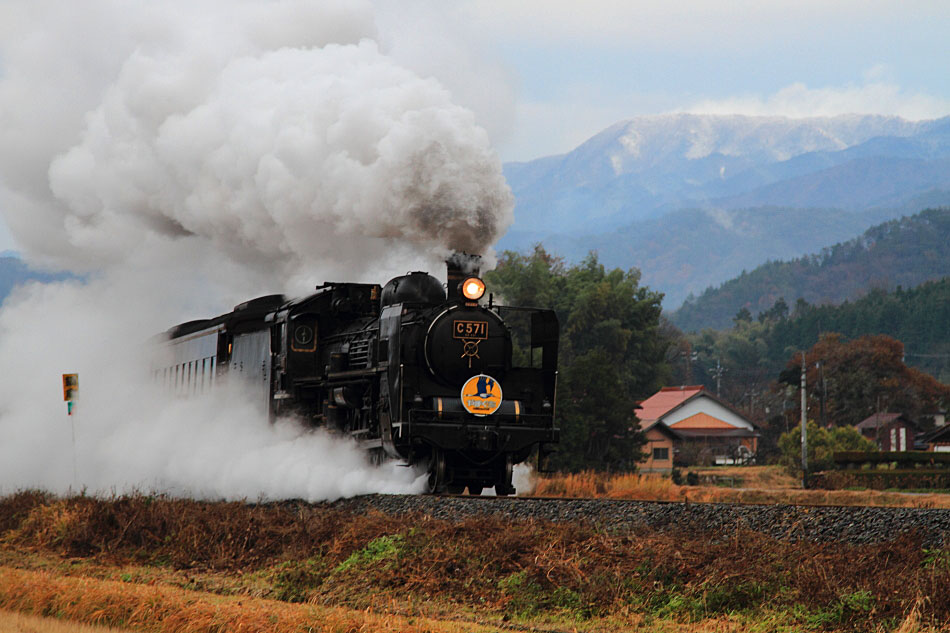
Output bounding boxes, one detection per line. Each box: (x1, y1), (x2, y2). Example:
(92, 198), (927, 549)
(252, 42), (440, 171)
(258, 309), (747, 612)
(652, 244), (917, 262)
(425, 448), (447, 494)
(494, 456), (515, 496)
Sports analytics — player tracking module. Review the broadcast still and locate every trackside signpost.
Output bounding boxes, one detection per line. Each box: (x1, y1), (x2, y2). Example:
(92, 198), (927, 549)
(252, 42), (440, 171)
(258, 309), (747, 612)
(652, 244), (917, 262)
(62, 373), (78, 414)
(62, 373), (78, 487)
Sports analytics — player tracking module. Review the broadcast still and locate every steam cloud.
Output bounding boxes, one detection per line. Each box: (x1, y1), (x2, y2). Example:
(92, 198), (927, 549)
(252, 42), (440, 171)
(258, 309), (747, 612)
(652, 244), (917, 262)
(0, 0), (513, 499)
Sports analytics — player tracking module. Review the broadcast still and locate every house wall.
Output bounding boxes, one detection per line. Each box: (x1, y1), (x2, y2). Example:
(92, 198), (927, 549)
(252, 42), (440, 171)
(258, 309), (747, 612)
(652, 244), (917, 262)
(641, 427), (674, 473)
(877, 421), (915, 451)
(661, 396), (755, 431)
(669, 412), (737, 429)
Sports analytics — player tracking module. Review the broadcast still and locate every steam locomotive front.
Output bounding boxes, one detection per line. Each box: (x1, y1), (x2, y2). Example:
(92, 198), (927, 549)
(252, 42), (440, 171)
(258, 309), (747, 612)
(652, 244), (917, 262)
(383, 255), (558, 494)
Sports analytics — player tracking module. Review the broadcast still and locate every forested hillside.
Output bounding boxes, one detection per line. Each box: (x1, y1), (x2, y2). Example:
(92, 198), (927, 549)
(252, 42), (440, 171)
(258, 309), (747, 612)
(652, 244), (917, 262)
(768, 279), (950, 380)
(672, 207), (950, 332)
(679, 277), (950, 416)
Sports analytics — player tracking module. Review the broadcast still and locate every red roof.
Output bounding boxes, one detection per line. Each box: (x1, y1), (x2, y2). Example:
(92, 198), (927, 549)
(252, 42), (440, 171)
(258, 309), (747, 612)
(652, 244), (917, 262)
(636, 385), (705, 424)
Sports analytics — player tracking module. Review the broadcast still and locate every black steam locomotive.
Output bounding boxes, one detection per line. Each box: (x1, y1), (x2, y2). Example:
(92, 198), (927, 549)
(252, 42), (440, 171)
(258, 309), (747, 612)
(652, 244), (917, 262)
(156, 255), (559, 495)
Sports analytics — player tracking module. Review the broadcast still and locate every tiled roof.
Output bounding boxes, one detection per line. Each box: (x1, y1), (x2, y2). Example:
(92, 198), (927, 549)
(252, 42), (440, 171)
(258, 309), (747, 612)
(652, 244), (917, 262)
(916, 425), (950, 444)
(642, 420), (681, 440)
(636, 385), (705, 424)
(856, 412), (904, 431)
(673, 428), (759, 439)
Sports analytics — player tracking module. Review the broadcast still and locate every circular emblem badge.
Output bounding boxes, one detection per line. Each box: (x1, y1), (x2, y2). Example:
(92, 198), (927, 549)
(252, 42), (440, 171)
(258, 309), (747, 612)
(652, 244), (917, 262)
(460, 374), (503, 417)
(294, 325), (314, 345)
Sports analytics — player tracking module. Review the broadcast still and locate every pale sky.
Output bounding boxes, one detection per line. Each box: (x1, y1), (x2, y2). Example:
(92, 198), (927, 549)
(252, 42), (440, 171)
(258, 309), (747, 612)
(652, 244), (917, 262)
(380, 0), (950, 161)
(1, 0), (948, 253)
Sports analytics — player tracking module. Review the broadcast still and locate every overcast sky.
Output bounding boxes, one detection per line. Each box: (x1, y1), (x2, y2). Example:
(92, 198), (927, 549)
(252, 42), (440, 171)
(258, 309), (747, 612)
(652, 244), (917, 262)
(378, 0), (950, 162)
(0, 0), (948, 254)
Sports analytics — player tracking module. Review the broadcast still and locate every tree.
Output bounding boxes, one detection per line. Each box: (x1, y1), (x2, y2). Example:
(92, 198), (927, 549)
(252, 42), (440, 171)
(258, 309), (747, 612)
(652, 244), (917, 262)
(777, 421), (876, 473)
(733, 307), (752, 327)
(485, 246), (670, 471)
(776, 333), (950, 429)
(758, 297), (789, 323)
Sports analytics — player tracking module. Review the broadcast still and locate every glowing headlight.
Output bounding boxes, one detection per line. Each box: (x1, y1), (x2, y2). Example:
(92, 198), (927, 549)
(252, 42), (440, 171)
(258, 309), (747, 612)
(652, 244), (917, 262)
(461, 277), (486, 301)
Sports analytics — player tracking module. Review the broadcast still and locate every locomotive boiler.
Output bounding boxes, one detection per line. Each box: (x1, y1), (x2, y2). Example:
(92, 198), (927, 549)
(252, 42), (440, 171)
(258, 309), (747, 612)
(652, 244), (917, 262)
(156, 255), (559, 495)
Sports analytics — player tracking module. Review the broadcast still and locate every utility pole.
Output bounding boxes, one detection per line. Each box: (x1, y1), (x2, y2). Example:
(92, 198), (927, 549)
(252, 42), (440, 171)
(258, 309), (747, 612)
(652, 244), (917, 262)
(800, 351), (808, 489)
(708, 357), (725, 398)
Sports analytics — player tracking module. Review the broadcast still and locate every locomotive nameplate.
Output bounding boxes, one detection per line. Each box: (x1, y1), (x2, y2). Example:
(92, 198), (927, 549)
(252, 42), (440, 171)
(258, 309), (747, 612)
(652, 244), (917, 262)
(453, 320), (487, 340)
(460, 373), (503, 417)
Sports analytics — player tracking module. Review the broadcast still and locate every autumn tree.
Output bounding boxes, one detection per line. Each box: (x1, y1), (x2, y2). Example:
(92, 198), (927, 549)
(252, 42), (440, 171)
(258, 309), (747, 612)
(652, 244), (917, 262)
(777, 333), (950, 429)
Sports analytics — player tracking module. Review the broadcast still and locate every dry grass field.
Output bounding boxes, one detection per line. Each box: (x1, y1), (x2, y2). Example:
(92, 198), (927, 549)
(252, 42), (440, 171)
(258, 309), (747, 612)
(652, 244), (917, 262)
(533, 466), (950, 508)
(0, 610), (129, 633)
(0, 490), (947, 632)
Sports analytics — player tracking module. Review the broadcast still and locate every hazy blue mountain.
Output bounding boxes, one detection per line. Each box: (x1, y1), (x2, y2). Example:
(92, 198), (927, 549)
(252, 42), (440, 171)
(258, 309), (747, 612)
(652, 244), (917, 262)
(670, 208), (950, 333)
(540, 205), (907, 308)
(500, 114), (947, 242)
(498, 113), (950, 307)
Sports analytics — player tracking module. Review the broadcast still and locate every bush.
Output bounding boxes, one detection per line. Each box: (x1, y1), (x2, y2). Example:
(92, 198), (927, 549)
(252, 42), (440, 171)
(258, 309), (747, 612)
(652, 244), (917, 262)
(778, 422), (876, 473)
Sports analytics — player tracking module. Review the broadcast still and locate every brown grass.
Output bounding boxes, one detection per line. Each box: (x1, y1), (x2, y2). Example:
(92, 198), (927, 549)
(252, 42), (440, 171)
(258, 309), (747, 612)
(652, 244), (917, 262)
(0, 609), (129, 633)
(0, 566), (492, 633)
(2, 492), (948, 632)
(533, 467), (950, 508)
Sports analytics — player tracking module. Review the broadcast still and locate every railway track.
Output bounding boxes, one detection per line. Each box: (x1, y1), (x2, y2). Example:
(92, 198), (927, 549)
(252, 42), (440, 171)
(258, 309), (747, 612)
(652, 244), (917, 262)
(317, 493), (950, 547)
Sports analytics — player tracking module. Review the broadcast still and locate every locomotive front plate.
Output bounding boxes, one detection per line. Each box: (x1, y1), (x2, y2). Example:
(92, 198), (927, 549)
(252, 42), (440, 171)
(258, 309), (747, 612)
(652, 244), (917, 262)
(460, 373), (503, 416)
(453, 320), (488, 340)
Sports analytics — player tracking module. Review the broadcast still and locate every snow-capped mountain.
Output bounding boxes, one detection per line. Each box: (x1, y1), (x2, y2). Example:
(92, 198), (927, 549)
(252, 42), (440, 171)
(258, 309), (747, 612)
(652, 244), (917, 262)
(498, 113), (950, 308)
(501, 113), (950, 244)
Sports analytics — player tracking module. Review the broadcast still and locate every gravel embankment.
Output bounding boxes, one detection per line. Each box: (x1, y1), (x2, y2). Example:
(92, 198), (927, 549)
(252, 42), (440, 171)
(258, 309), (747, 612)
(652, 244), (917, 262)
(326, 495), (950, 546)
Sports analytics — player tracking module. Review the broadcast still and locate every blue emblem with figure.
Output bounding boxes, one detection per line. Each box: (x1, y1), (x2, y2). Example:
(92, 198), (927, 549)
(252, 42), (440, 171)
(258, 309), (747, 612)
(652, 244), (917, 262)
(475, 375), (495, 398)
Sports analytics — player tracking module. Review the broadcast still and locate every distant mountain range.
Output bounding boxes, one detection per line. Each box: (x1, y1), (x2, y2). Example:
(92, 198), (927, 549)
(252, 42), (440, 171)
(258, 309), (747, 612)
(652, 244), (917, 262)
(499, 113), (950, 308)
(670, 208), (950, 332)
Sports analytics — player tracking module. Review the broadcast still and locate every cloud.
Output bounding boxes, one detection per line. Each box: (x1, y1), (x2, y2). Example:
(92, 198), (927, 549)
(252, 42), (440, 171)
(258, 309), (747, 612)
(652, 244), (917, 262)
(0, 0), (512, 286)
(684, 79), (950, 121)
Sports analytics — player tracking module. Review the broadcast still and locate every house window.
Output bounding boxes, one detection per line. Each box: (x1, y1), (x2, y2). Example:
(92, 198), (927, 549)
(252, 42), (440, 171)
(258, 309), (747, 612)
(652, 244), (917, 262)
(653, 447), (669, 461)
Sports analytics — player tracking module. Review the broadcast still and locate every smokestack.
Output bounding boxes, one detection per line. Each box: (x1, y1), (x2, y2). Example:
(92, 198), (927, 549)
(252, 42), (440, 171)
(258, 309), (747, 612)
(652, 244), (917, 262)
(446, 252), (482, 300)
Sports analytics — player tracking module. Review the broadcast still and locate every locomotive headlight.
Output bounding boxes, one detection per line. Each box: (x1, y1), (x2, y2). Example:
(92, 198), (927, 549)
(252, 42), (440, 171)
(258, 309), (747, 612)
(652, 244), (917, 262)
(461, 277), (486, 301)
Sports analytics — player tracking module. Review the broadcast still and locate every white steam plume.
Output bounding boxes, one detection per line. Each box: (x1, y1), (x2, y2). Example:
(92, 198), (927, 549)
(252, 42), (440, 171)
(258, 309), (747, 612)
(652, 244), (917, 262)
(0, 1), (512, 499)
(0, 270), (424, 499)
(1, 0), (512, 288)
